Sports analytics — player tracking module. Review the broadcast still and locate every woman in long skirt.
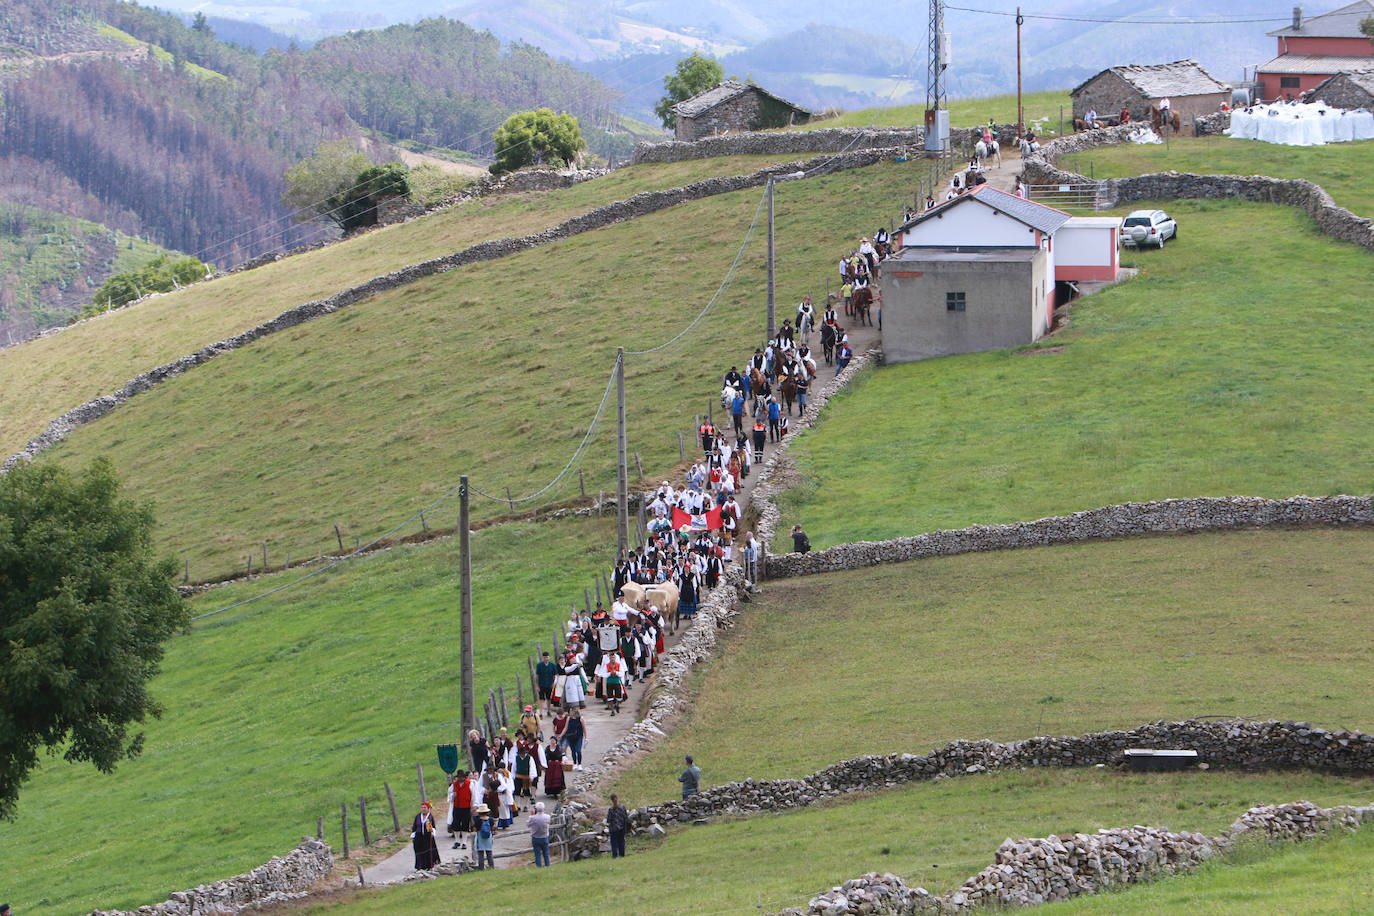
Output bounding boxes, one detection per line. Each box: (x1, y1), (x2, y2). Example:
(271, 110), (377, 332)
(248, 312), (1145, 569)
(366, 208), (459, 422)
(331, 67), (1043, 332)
(561, 658), (586, 709)
(411, 801), (441, 870)
(543, 737), (566, 797)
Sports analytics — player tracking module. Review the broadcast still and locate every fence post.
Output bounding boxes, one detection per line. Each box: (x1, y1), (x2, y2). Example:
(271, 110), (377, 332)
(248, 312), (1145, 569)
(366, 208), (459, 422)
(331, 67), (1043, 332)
(516, 674), (525, 713)
(341, 802), (349, 857)
(579, 468), (585, 498)
(246, 555), (252, 577)
(262, 540), (267, 569)
(555, 627), (564, 656)
(385, 781), (400, 832)
(602, 571), (612, 602)
(505, 486), (514, 511)
(420, 511), (427, 531)
(583, 589), (592, 615)
(417, 762), (427, 805)
(528, 655), (539, 706)
(677, 432), (685, 462)
(317, 815), (323, 839)
(634, 451), (643, 482)
(497, 686), (509, 725)
(184, 557), (189, 584)
(598, 490), (604, 516)
(359, 795), (371, 846)
(595, 576), (602, 606)
(286, 552), (291, 569)
(335, 524), (344, 552)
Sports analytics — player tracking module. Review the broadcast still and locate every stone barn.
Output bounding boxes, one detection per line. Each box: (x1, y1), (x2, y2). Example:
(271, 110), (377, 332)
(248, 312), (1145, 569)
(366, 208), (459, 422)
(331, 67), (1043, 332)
(1311, 68), (1374, 108)
(671, 80), (812, 142)
(1071, 60), (1230, 126)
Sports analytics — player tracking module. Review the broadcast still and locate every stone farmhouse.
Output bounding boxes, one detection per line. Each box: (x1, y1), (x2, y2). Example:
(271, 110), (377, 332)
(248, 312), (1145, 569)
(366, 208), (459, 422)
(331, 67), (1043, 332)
(1071, 60), (1230, 126)
(1311, 67), (1374, 107)
(1258, 0), (1374, 100)
(671, 80), (811, 142)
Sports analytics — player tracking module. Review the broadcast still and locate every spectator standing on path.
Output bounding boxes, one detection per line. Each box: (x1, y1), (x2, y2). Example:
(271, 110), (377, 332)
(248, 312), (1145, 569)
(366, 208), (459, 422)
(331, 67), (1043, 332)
(472, 804), (495, 869)
(731, 391), (745, 434)
(468, 729), (488, 774)
(795, 370), (809, 415)
(742, 531), (758, 586)
(607, 794), (631, 858)
(792, 524), (811, 554)
(528, 802), (553, 867)
(767, 396), (781, 443)
(835, 340), (853, 376)
(679, 755), (701, 799)
(536, 651), (557, 715)
(411, 801), (441, 871)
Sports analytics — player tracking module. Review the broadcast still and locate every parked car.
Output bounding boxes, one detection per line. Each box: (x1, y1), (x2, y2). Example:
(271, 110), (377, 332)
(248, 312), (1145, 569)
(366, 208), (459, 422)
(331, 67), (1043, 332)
(1120, 209), (1176, 248)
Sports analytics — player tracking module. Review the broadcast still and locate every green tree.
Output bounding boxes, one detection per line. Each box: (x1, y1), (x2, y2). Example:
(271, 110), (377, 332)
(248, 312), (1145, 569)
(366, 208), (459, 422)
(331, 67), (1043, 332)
(1361, 15), (1374, 43)
(0, 458), (188, 821)
(655, 52), (725, 129)
(282, 143), (410, 233)
(84, 255), (212, 316)
(489, 108), (585, 175)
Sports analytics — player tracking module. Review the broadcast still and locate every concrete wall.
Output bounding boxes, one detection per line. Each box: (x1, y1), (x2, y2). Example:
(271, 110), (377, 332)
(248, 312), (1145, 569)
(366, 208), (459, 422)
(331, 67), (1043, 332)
(899, 201), (1040, 248)
(881, 251), (1046, 363)
(1055, 218), (1119, 281)
(1259, 70), (1333, 100)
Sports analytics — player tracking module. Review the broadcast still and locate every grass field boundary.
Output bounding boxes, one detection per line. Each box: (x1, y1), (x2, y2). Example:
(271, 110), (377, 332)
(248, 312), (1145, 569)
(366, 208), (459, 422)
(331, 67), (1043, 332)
(1020, 127), (1374, 249)
(763, 494), (1373, 579)
(785, 800), (1373, 916)
(2, 148), (901, 474)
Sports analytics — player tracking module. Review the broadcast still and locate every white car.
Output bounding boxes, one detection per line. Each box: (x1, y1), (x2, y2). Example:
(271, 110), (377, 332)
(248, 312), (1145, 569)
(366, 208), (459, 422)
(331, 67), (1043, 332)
(1120, 209), (1177, 248)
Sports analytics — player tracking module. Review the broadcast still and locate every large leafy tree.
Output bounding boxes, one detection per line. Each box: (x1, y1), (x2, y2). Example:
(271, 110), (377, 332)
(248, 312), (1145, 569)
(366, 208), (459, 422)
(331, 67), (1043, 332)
(282, 142), (409, 233)
(489, 108), (585, 175)
(655, 52), (725, 129)
(0, 458), (188, 821)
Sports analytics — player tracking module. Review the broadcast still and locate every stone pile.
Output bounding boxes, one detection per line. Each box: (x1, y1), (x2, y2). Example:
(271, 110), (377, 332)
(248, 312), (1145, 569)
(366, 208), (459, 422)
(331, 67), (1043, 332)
(777, 800), (1374, 915)
(764, 495), (1374, 580)
(6, 149), (898, 472)
(87, 837), (332, 916)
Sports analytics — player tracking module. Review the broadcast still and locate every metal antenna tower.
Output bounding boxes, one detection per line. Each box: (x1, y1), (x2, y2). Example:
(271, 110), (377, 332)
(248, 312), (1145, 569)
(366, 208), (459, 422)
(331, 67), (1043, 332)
(926, 0), (947, 113)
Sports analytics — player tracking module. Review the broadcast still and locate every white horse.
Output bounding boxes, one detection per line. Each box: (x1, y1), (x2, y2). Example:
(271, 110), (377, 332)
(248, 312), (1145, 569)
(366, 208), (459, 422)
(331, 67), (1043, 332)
(1018, 137), (1038, 157)
(974, 138), (1002, 168)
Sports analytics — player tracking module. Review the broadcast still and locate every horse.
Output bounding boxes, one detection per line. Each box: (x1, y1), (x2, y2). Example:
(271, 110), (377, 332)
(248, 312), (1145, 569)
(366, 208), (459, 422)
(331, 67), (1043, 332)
(852, 287), (874, 327)
(748, 366), (766, 395)
(820, 323), (836, 364)
(974, 138), (1001, 167)
(780, 373), (797, 415)
(1148, 106), (1180, 134)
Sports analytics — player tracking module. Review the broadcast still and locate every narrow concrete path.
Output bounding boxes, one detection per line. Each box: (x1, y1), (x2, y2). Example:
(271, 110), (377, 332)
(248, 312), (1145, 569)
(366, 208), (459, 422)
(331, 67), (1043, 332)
(362, 317), (881, 883)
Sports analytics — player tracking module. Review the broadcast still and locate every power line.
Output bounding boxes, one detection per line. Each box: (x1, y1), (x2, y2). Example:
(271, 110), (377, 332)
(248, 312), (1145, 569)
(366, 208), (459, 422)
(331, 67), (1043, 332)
(946, 5), (1288, 25)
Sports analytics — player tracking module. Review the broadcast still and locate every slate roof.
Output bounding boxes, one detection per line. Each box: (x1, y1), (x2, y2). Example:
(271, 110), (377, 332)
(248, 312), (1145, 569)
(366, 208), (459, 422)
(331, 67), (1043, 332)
(1268, 0), (1374, 37)
(1312, 67), (1374, 94)
(671, 79), (812, 119)
(1259, 53), (1374, 74)
(1071, 59), (1231, 99)
(898, 185), (1073, 238)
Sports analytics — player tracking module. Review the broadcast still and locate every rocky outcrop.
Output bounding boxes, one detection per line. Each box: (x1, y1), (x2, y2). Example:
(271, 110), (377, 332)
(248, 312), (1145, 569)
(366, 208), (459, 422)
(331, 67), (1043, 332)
(5, 150), (899, 472)
(765, 495), (1374, 580)
(785, 800), (1373, 915)
(87, 837), (333, 916)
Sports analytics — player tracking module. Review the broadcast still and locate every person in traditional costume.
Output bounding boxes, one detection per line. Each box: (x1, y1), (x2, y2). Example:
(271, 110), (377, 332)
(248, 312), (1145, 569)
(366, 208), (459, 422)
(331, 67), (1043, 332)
(449, 770), (472, 849)
(604, 651), (625, 715)
(561, 654), (587, 709)
(496, 767), (516, 827)
(543, 736), (566, 797)
(565, 708), (586, 770)
(411, 801), (441, 870)
(515, 740), (536, 798)
(471, 804), (495, 869)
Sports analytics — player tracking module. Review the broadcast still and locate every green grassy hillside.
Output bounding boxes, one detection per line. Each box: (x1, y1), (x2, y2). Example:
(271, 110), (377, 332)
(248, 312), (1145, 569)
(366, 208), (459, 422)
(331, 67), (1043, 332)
(0, 515), (613, 914)
(777, 199), (1374, 549)
(612, 527), (1374, 802)
(0, 153), (811, 458)
(804, 90), (1072, 134)
(1060, 137), (1374, 217)
(41, 159), (920, 580)
(293, 769), (1370, 916)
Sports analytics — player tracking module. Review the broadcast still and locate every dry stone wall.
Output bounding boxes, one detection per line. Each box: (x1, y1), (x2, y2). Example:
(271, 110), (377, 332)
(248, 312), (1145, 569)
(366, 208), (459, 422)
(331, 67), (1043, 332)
(631, 126), (1011, 165)
(765, 495), (1374, 580)
(87, 837), (332, 916)
(1018, 130), (1374, 252)
(4, 150), (897, 472)
(787, 801), (1373, 915)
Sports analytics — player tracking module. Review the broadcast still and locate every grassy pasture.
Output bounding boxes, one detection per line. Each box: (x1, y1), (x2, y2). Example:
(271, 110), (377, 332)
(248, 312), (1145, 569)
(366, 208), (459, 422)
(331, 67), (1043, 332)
(612, 528), (1374, 801)
(292, 768), (1371, 916)
(43, 160), (924, 580)
(0, 153), (812, 457)
(1059, 136), (1374, 218)
(0, 515), (615, 915)
(775, 199), (1374, 549)
(805, 90), (1072, 134)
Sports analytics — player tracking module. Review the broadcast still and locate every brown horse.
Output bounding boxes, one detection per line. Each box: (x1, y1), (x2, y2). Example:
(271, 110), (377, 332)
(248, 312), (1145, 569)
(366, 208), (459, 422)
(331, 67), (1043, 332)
(852, 287), (874, 327)
(1148, 106), (1180, 134)
(780, 373), (797, 415)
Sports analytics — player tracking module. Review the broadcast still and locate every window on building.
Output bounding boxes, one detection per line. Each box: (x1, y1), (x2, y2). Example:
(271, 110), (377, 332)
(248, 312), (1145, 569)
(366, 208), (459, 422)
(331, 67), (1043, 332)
(1279, 76), (1300, 89)
(946, 291), (966, 312)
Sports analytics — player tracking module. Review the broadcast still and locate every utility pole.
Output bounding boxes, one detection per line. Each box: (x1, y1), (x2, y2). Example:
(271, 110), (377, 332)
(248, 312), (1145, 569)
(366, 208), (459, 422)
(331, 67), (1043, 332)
(1016, 6), (1025, 139)
(616, 348), (629, 556)
(766, 177), (776, 342)
(459, 476), (475, 750)
(924, 0), (948, 152)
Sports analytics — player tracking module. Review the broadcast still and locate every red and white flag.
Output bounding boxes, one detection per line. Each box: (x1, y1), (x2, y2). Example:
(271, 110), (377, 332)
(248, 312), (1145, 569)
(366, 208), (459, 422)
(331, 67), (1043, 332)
(672, 506), (723, 532)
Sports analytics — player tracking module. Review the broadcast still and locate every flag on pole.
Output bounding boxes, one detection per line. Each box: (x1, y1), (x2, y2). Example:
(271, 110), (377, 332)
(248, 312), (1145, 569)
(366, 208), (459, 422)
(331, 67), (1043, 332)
(672, 506), (723, 532)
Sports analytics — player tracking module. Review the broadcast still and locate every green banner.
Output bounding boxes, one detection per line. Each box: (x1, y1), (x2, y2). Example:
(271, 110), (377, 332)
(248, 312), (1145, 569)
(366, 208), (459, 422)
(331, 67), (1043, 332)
(437, 743), (459, 775)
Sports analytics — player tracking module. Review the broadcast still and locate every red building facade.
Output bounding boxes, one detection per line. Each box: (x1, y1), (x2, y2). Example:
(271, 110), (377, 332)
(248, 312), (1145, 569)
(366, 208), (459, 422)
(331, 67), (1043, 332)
(1257, 1), (1374, 99)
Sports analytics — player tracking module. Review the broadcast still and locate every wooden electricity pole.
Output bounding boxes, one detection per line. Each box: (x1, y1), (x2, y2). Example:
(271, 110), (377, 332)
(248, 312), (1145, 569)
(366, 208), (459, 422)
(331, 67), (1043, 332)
(766, 177), (776, 342)
(616, 348), (629, 555)
(1016, 7), (1025, 139)
(459, 476), (475, 753)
